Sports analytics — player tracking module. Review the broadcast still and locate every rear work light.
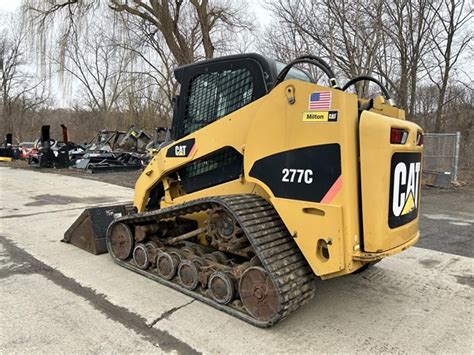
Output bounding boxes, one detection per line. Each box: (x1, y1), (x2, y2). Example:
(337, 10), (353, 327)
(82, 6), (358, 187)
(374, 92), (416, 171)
(416, 131), (424, 146)
(390, 128), (409, 144)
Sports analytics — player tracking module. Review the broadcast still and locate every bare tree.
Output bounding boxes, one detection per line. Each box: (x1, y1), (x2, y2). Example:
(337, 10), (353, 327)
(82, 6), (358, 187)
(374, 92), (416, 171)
(1, 14), (49, 140)
(263, 0), (386, 95)
(58, 23), (133, 116)
(115, 13), (179, 121)
(375, 0), (437, 118)
(424, 0), (473, 131)
(25, 0), (253, 65)
(108, 0), (252, 64)
(23, 0), (253, 131)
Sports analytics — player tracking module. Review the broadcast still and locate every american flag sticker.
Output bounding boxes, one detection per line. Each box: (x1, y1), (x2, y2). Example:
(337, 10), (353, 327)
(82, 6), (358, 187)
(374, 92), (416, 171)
(308, 91), (332, 110)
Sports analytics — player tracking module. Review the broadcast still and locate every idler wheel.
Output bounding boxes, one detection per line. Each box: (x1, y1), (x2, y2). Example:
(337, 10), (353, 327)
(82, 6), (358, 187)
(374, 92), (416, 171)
(107, 222), (134, 260)
(208, 271), (235, 304)
(156, 252), (178, 280)
(133, 243), (150, 270)
(177, 260), (199, 290)
(239, 266), (280, 322)
(215, 212), (235, 240)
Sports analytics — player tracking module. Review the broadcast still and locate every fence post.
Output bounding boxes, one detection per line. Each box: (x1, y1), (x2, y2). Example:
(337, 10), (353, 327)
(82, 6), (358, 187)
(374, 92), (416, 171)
(453, 131), (461, 183)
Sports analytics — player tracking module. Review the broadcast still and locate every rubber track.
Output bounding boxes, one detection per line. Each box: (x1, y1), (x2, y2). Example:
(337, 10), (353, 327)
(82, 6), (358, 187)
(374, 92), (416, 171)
(106, 194), (316, 327)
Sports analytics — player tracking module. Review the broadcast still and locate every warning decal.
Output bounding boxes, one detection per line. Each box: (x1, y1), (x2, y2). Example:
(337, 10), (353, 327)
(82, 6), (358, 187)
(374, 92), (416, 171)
(388, 152), (422, 228)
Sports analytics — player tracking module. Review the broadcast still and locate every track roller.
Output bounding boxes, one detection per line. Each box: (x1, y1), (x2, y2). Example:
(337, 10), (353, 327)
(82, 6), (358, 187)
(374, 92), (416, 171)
(177, 260), (200, 290)
(204, 253), (218, 263)
(191, 256), (208, 268)
(212, 251), (228, 263)
(180, 246), (195, 259)
(133, 243), (150, 270)
(145, 240), (159, 249)
(208, 271), (235, 304)
(156, 252), (178, 280)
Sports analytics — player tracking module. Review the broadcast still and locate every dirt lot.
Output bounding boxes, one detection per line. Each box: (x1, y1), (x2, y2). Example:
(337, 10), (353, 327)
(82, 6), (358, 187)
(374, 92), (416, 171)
(5, 160), (473, 258)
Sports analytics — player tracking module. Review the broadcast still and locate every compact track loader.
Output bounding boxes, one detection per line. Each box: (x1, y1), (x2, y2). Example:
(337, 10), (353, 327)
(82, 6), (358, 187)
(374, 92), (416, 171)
(66, 54), (423, 327)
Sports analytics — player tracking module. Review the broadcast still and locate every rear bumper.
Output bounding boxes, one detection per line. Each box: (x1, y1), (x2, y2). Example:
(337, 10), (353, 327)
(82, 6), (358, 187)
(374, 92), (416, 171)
(353, 231), (419, 262)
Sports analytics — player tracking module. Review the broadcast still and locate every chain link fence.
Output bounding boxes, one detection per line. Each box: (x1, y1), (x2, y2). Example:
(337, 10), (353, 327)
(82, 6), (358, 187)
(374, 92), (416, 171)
(423, 132), (461, 183)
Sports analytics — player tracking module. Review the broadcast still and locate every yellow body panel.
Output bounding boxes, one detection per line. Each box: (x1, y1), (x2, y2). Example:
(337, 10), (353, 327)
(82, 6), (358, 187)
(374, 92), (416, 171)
(133, 80), (422, 278)
(359, 111), (423, 252)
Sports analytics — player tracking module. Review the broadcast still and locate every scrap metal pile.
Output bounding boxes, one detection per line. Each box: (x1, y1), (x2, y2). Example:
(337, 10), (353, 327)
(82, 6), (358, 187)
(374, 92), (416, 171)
(73, 127), (152, 173)
(28, 125), (85, 168)
(20, 124), (155, 172)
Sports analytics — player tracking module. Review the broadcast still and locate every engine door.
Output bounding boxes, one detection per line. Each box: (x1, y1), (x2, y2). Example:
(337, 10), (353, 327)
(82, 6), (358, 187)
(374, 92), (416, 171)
(359, 111), (423, 252)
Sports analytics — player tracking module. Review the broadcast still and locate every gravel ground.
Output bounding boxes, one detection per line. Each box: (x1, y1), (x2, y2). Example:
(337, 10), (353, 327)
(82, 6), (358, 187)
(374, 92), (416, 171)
(3, 160), (473, 257)
(4, 160), (141, 188)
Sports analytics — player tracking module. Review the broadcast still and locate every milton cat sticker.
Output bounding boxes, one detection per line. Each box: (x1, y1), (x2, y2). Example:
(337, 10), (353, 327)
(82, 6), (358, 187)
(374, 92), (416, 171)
(388, 153), (422, 228)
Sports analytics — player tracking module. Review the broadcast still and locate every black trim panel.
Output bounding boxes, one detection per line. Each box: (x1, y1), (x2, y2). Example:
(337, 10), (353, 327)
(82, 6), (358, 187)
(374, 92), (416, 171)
(249, 144), (341, 203)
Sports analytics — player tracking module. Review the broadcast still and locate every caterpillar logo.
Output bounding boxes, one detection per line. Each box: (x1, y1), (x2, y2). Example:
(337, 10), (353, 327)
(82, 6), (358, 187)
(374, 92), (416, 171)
(175, 145), (187, 156)
(166, 138), (196, 158)
(389, 153), (422, 228)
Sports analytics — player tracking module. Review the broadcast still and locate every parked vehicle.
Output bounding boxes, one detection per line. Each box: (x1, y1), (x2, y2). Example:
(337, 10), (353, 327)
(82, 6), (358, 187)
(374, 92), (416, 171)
(19, 142), (36, 160)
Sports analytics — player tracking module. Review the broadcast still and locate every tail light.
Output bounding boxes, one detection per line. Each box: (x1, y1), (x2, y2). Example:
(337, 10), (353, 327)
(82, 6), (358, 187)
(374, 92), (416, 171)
(390, 128), (408, 144)
(416, 132), (424, 146)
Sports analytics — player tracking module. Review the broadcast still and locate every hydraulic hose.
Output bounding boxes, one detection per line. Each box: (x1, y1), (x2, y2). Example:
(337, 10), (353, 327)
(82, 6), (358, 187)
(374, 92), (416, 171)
(271, 55), (340, 90)
(342, 75), (395, 106)
(297, 54), (337, 82)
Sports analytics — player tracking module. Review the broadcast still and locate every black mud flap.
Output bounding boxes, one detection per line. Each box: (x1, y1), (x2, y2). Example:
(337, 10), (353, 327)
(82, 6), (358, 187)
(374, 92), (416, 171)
(62, 204), (132, 254)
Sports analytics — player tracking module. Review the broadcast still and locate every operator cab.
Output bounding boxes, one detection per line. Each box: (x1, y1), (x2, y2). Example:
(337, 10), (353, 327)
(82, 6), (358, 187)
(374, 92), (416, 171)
(172, 53), (312, 140)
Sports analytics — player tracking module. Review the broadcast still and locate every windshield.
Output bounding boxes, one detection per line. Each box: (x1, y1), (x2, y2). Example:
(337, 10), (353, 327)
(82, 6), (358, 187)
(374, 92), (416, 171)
(275, 61), (313, 83)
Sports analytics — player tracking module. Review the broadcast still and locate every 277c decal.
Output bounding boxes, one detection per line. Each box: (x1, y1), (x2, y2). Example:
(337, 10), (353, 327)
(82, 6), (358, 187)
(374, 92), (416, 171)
(249, 144), (341, 203)
(281, 168), (314, 184)
(388, 153), (422, 228)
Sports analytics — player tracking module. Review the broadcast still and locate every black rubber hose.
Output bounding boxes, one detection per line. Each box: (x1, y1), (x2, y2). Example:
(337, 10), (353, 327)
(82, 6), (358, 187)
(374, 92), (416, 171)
(271, 57), (339, 90)
(296, 54), (336, 79)
(342, 75), (392, 103)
